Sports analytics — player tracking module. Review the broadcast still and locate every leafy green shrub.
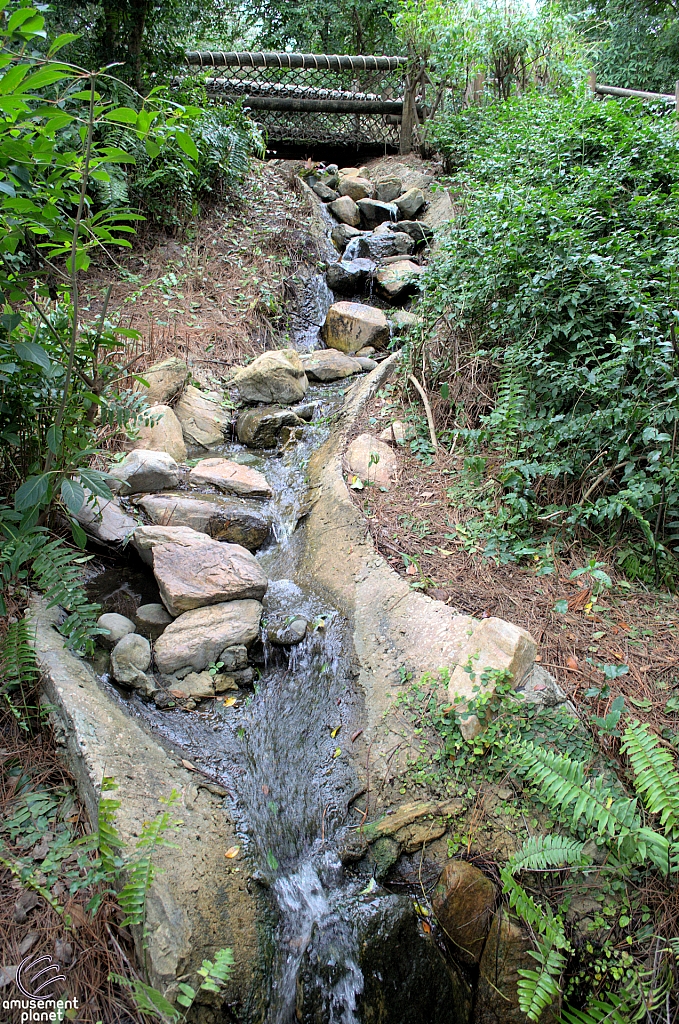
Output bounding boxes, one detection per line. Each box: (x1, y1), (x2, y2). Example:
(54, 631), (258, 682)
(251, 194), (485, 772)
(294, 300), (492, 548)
(423, 94), (679, 575)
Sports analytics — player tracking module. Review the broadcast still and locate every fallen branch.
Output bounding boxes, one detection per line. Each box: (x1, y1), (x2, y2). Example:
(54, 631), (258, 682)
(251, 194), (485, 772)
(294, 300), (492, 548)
(408, 373), (438, 450)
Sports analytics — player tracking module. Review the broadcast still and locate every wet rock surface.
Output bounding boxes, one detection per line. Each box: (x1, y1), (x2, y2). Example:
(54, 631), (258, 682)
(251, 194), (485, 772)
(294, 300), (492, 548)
(188, 457), (272, 498)
(236, 406), (306, 448)
(433, 860), (496, 964)
(136, 491), (271, 549)
(153, 599), (263, 674)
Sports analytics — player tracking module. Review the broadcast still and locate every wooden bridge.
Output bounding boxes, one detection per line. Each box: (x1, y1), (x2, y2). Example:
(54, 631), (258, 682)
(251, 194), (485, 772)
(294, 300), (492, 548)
(183, 51), (425, 151)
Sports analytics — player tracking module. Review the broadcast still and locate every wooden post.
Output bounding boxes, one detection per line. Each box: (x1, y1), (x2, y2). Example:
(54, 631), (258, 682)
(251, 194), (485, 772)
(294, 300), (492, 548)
(473, 70), (485, 104)
(400, 74), (415, 154)
(588, 69), (597, 96)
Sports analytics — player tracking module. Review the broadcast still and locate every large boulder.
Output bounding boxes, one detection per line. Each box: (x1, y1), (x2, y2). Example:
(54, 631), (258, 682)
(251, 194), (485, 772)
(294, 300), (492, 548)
(338, 175), (373, 201)
(330, 224), (365, 252)
(75, 492), (137, 546)
(107, 449), (179, 496)
(312, 182), (338, 202)
(421, 189), (454, 232)
(356, 198), (399, 228)
(375, 176), (403, 202)
(137, 356), (188, 406)
(188, 458), (272, 499)
(174, 385), (230, 446)
(325, 258), (375, 294)
(394, 187), (426, 219)
(376, 260), (426, 300)
(386, 219), (433, 244)
(233, 349), (308, 406)
(344, 231), (414, 262)
(328, 195), (361, 227)
(135, 492), (270, 550)
(433, 860), (496, 964)
(322, 301), (390, 354)
(343, 433), (398, 489)
(96, 612), (136, 650)
(301, 349), (362, 382)
(235, 407), (306, 449)
(110, 633), (152, 691)
(133, 404), (187, 464)
(152, 537), (268, 616)
(476, 912), (560, 1023)
(132, 524), (213, 566)
(154, 600), (263, 675)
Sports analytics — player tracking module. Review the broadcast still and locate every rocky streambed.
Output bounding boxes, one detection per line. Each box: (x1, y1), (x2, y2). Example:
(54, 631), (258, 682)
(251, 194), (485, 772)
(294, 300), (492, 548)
(34, 158), (551, 1024)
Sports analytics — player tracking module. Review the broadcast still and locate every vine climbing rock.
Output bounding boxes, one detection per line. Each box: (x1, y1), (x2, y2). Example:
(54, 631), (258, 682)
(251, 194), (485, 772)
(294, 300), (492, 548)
(137, 355), (189, 406)
(432, 860), (496, 965)
(343, 434), (398, 489)
(153, 599), (263, 675)
(133, 404), (187, 464)
(322, 301), (390, 353)
(233, 348), (308, 405)
(175, 385), (231, 446)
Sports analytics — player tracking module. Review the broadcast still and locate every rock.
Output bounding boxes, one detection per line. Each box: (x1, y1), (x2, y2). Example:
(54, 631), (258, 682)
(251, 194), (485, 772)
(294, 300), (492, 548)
(220, 644), (249, 670)
(151, 537), (268, 616)
(476, 912), (559, 1023)
(189, 458), (272, 499)
(355, 357), (377, 371)
(325, 258), (375, 294)
(379, 420), (406, 444)
(328, 195), (361, 227)
(154, 600), (263, 675)
(433, 860), (496, 964)
(268, 616), (308, 645)
(177, 671), (215, 699)
(389, 309), (422, 332)
(356, 198), (399, 228)
(376, 259), (426, 300)
(375, 176), (403, 202)
(386, 219), (433, 243)
(132, 524), (213, 566)
(235, 407), (306, 448)
(110, 633), (151, 690)
(331, 224), (364, 251)
(215, 667), (255, 691)
(338, 175), (373, 201)
(343, 231), (414, 262)
(133, 404), (187, 463)
(136, 492), (271, 550)
(362, 798), (463, 852)
(343, 433), (398, 488)
(395, 187), (426, 219)
(322, 302), (390, 354)
(448, 617), (537, 711)
(96, 612), (136, 650)
(301, 349), (362, 382)
(174, 385), (230, 446)
(312, 182), (338, 202)
(107, 449), (179, 496)
(290, 403), (315, 421)
(357, 346), (376, 358)
(135, 603), (173, 640)
(421, 189), (454, 232)
(138, 356), (188, 405)
(75, 492), (137, 546)
(234, 349), (308, 405)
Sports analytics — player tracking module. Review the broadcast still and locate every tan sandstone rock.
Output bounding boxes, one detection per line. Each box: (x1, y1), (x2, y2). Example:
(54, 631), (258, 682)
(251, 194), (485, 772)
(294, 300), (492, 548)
(343, 433), (398, 489)
(175, 385), (230, 446)
(234, 349), (308, 405)
(376, 260), (426, 300)
(189, 458), (272, 499)
(301, 349), (362, 382)
(133, 404), (187, 464)
(322, 302), (390, 354)
(132, 524), (212, 566)
(153, 600), (263, 675)
(329, 195), (361, 226)
(135, 492), (270, 550)
(338, 176), (373, 201)
(152, 538), (268, 616)
(137, 356), (189, 406)
(433, 860), (496, 964)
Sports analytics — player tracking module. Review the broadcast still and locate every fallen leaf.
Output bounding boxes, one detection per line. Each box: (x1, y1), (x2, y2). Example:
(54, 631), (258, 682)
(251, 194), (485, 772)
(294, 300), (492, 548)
(420, 491), (434, 499)
(617, 620), (630, 631)
(437, 548), (453, 557)
(405, 564), (418, 576)
(421, 920), (432, 934)
(224, 846), (240, 859)
(349, 475), (364, 490)
(330, 725), (341, 738)
(333, 747), (341, 758)
(222, 697), (237, 707)
(566, 656), (579, 671)
(181, 759), (197, 772)
(65, 902), (88, 929)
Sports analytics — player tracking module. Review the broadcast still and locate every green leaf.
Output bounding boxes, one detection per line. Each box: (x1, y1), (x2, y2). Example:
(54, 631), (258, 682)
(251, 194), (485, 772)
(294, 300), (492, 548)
(15, 474), (51, 511)
(175, 130), (199, 161)
(70, 518), (88, 549)
(46, 424), (62, 455)
(7, 9), (38, 33)
(0, 64), (29, 95)
(47, 32), (80, 57)
(144, 138), (160, 159)
(60, 477), (85, 515)
(552, 599), (568, 614)
(104, 107), (138, 125)
(14, 341), (50, 370)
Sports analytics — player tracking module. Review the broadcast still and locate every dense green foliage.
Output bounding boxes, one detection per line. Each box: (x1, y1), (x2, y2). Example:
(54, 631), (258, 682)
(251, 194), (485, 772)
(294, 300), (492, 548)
(423, 95), (679, 577)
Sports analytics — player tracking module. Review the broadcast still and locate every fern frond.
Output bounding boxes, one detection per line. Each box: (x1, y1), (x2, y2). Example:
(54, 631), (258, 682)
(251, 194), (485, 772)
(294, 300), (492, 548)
(557, 990), (643, 1024)
(119, 854), (154, 929)
(518, 940), (566, 1022)
(1, 619), (38, 692)
(621, 721), (679, 838)
(109, 973), (180, 1023)
(197, 948), (235, 994)
(508, 834), (590, 873)
(500, 867), (566, 948)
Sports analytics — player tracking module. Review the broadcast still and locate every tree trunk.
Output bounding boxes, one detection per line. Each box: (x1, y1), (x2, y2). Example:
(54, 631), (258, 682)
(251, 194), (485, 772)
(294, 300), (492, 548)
(126, 0), (150, 93)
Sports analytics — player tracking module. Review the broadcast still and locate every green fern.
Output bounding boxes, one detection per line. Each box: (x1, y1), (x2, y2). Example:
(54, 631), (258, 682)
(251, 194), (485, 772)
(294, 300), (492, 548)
(507, 834), (591, 873)
(621, 720), (679, 839)
(557, 991), (645, 1024)
(518, 939), (566, 1022)
(110, 947), (234, 1023)
(118, 790), (182, 933)
(109, 973), (181, 1023)
(1, 618), (38, 693)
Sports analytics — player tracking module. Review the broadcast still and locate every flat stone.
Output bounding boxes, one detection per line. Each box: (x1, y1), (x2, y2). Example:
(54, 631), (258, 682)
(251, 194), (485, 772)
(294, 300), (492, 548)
(108, 449), (179, 496)
(135, 603), (173, 640)
(75, 492), (137, 546)
(343, 433), (398, 488)
(110, 633), (151, 690)
(421, 189), (454, 232)
(376, 260), (426, 299)
(136, 492), (270, 550)
(395, 188), (426, 218)
(312, 182), (338, 202)
(133, 405), (187, 464)
(322, 302), (390, 354)
(356, 346), (376, 358)
(379, 420), (406, 444)
(96, 612), (136, 650)
(132, 524), (213, 566)
(362, 798), (463, 852)
(152, 537), (268, 616)
(301, 349), (362, 382)
(137, 356), (188, 406)
(338, 175), (373, 201)
(343, 231), (414, 262)
(175, 385), (230, 446)
(356, 198), (399, 228)
(448, 617), (537, 719)
(331, 224), (365, 251)
(154, 600), (263, 675)
(329, 195), (361, 226)
(236, 407), (306, 448)
(355, 357), (377, 371)
(386, 219), (433, 243)
(234, 349), (308, 406)
(325, 258), (375, 294)
(189, 458), (272, 499)
(375, 176), (402, 202)
(433, 860), (496, 964)
(176, 671), (215, 699)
